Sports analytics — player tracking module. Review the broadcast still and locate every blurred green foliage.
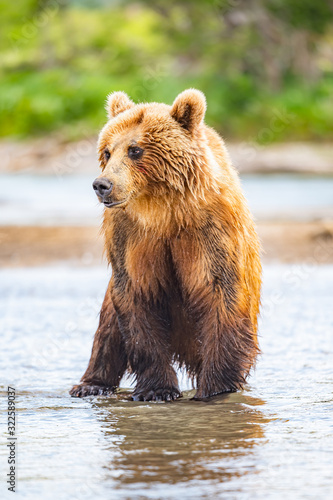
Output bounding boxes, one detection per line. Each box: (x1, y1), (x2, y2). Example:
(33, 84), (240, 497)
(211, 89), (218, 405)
(0, 0), (333, 142)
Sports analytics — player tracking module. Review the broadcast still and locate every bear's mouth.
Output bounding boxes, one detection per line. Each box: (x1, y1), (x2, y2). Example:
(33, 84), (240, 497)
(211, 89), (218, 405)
(103, 199), (127, 208)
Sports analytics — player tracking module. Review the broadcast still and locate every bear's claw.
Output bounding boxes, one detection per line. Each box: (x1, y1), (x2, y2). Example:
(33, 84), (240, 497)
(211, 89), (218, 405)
(132, 388), (182, 402)
(69, 384), (116, 397)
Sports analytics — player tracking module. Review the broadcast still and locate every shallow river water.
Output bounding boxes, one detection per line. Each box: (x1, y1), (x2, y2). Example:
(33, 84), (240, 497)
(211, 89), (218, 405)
(1, 264), (332, 499)
(1, 173), (333, 225)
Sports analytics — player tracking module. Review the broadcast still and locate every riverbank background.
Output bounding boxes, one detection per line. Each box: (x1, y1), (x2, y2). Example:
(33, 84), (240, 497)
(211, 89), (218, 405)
(1, 2), (333, 500)
(1, 0), (333, 267)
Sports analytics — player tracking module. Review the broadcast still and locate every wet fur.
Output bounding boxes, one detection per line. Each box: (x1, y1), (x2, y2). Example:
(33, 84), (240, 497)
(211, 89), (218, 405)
(70, 89), (261, 401)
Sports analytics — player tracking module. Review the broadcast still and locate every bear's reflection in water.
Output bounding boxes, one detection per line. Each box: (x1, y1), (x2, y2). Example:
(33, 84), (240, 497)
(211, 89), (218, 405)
(91, 390), (270, 488)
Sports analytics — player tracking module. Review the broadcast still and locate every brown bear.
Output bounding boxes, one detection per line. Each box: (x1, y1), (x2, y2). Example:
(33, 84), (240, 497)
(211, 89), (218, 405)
(70, 89), (261, 401)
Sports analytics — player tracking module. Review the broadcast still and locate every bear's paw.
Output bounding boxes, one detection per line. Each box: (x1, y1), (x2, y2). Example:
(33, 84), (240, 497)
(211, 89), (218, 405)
(132, 387), (182, 402)
(69, 384), (116, 398)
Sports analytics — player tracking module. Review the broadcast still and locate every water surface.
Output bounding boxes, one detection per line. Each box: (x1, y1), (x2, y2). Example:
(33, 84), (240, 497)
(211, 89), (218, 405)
(1, 264), (332, 499)
(1, 173), (333, 225)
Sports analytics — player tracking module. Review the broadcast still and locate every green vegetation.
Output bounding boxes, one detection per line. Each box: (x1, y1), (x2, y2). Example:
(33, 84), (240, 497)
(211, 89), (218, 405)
(1, 0), (333, 142)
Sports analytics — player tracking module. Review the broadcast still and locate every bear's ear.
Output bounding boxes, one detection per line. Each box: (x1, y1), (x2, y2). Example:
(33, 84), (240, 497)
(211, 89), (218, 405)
(171, 89), (206, 132)
(106, 91), (134, 119)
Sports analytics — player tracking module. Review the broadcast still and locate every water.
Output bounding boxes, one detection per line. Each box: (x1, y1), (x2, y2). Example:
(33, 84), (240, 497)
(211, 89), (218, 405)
(1, 264), (332, 499)
(0, 173), (333, 225)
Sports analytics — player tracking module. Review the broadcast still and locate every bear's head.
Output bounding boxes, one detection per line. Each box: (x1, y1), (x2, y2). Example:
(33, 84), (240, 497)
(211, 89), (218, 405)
(94, 89), (222, 227)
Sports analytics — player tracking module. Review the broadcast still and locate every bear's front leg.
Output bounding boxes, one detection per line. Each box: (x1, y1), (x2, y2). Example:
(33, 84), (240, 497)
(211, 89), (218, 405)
(116, 293), (182, 402)
(189, 288), (258, 399)
(192, 313), (258, 400)
(189, 295), (258, 400)
(70, 280), (128, 397)
(171, 229), (260, 400)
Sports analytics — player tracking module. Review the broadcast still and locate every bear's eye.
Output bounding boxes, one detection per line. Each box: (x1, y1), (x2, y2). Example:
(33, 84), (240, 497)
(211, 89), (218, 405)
(128, 145), (143, 160)
(103, 148), (111, 163)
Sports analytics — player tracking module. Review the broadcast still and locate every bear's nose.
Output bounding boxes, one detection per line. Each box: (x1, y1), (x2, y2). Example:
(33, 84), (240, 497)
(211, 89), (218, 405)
(93, 177), (113, 198)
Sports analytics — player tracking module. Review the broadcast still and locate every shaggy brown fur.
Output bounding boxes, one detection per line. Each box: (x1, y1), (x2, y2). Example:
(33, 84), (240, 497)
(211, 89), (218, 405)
(70, 89), (261, 401)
